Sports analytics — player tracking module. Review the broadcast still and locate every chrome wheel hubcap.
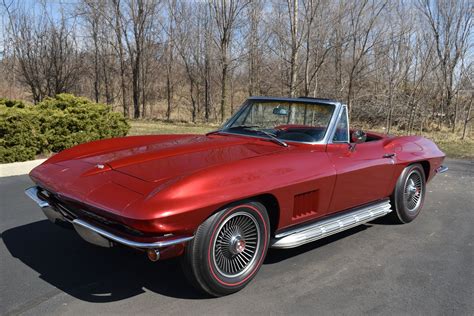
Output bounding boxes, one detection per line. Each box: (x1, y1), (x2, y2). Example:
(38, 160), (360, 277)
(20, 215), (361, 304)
(230, 236), (246, 254)
(404, 171), (423, 212)
(213, 212), (260, 278)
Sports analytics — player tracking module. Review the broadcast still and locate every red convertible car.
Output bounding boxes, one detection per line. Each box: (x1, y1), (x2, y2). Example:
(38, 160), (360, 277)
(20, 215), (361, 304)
(25, 96), (447, 296)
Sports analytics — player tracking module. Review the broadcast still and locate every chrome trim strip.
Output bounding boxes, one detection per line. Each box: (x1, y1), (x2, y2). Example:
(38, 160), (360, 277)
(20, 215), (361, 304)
(215, 131), (324, 146)
(318, 101), (342, 144)
(72, 219), (194, 249)
(435, 165), (448, 174)
(25, 186), (50, 208)
(328, 104), (350, 144)
(271, 200), (392, 249)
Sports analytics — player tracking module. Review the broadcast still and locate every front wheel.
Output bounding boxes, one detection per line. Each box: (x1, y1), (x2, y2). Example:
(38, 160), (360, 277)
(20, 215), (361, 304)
(181, 201), (270, 297)
(389, 163), (426, 223)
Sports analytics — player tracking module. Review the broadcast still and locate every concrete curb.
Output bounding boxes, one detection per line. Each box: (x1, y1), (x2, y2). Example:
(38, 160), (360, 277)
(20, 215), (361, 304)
(0, 159), (46, 178)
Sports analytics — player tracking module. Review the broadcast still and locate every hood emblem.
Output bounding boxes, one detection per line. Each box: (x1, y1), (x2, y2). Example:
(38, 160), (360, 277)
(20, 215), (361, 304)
(96, 164), (105, 169)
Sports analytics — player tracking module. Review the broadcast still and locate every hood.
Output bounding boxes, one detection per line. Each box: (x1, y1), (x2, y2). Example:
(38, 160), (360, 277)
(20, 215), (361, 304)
(106, 135), (285, 182)
(49, 134), (286, 183)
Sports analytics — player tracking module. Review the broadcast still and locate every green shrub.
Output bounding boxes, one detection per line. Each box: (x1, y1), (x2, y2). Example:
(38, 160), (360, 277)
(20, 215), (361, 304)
(0, 105), (46, 163)
(38, 94), (130, 152)
(0, 98), (28, 108)
(0, 94), (130, 163)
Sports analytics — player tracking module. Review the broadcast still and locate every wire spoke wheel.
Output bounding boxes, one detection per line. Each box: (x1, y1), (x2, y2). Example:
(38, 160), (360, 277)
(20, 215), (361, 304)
(212, 211), (261, 278)
(182, 201), (269, 296)
(403, 170), (423, 212)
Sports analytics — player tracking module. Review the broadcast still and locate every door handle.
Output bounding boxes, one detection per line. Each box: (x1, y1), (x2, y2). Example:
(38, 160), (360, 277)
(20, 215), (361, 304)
(383, 153), (396, 159)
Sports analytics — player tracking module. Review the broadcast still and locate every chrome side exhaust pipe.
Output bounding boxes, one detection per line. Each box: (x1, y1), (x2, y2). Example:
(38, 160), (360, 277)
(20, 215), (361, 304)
(271, 200), (392, 249)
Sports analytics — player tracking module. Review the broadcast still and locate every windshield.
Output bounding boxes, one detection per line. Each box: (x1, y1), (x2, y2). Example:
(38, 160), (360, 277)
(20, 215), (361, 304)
(223, 100), (335, 143)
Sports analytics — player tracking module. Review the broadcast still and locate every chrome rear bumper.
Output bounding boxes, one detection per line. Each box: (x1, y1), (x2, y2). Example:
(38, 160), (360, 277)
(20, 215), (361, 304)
(24, 186), (193, 252)
(435, 165), (448, 174)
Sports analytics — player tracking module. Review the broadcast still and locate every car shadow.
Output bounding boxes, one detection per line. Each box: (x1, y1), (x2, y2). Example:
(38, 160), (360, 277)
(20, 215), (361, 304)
(265, 224), (369, 264)
(369, 216), (403, 226)
(1, 220), (207, 302)
(2, 220), (371, 303)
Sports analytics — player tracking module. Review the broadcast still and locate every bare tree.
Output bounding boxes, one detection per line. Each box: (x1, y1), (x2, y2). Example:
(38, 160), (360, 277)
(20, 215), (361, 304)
(0, 0), (472, 139)
(459, 61), (473, 139)
(3, 1), (81, 103)
(345, 0), (387, 113)
(287, 0), (299, 98)
(301, 0), (334, 97)
(122, 0), (158, 119)
(418, 0), (472, 131)
(111, 0), (130, 117)
(210, 0), (249, 122)
(383, 3), (412, 133)
(173, 1), (201, 122)
(165, 0), (176, 121)
(245, 0), (264, 96)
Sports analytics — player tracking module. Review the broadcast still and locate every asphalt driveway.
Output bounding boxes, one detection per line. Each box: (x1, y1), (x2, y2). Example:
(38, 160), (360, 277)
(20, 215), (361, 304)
(1, 158), (473, 315)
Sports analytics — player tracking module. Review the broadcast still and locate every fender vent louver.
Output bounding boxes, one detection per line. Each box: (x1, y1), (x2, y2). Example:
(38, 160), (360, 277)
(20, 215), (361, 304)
(293, 190), (319, 219)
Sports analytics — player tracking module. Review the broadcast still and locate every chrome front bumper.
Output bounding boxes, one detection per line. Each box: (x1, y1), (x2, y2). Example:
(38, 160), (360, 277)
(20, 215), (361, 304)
(435, 165), (448, 174)
(24, 186), (193, 252)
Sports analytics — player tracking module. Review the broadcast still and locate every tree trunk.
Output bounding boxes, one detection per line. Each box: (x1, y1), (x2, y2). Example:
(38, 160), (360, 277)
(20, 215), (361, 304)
(461, 95), (472, 140)
(132, 59), (140, 119)
(113, 0), (129, 118)
(141, 54), (146, 118)
(289, 0), (298, 97)
(190, 81), (196, 123)
(102, 55), (112, 104)
(166, 8), (174, 121)
(288, 0), (298, 124)
(220, 57), (228, 122)
(386, 88), (394, 134)
(92, 22), (100, 103)
(166, 50), (173, 121)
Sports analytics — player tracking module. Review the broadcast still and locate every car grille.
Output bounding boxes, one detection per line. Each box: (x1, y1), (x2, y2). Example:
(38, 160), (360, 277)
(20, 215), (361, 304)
(39, 188), (145, 237)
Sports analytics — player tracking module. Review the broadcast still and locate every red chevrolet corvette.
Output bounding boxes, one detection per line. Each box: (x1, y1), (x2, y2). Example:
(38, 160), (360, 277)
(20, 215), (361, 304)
(25, 96), (447, 296)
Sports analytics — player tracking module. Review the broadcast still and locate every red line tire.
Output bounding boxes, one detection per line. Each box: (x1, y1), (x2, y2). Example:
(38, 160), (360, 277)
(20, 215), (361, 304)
(181, 201), (270, 297)
(389, 163), (426, 224)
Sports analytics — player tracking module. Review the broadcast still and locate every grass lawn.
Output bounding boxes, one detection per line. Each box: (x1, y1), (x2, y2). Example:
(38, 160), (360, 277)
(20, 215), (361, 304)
(429, 138), (474, 160)
(128, 120), (217, 135)
(129, 120), (473, 160)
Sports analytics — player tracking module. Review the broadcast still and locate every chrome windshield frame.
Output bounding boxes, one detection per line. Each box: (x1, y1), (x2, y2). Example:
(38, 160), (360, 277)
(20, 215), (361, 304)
(220, 97), (344, 145)
(327, 104), (350, 144)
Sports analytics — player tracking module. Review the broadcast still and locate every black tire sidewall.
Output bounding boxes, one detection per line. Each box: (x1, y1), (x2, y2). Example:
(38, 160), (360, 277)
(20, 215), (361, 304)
(393, 164), (426, 223)
(186, 201), (270, 296)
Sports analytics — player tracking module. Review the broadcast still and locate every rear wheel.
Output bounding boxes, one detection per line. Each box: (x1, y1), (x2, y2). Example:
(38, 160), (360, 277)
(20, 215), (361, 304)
(181, 201), (270, 297)
(389, 163), (426, 223)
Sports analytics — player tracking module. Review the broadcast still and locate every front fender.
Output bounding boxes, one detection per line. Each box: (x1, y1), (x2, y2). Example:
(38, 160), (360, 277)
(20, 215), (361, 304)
(123, 149), (337, 235)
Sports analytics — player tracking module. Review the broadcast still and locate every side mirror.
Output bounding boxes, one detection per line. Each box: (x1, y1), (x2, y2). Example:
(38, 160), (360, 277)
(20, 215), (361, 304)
(351, 130), (367, 144)
(349, 130), (366, 152)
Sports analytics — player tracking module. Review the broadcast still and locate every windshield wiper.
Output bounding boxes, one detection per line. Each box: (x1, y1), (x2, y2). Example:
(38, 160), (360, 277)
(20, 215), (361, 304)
(239, 126), (288, 147)
(206, 125), (258, 136)
(205, 130), (223, 136)
(207, 125), (288, 147)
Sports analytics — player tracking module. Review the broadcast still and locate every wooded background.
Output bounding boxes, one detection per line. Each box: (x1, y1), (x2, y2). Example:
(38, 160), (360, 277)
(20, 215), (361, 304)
(1, 0), (472, 138)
